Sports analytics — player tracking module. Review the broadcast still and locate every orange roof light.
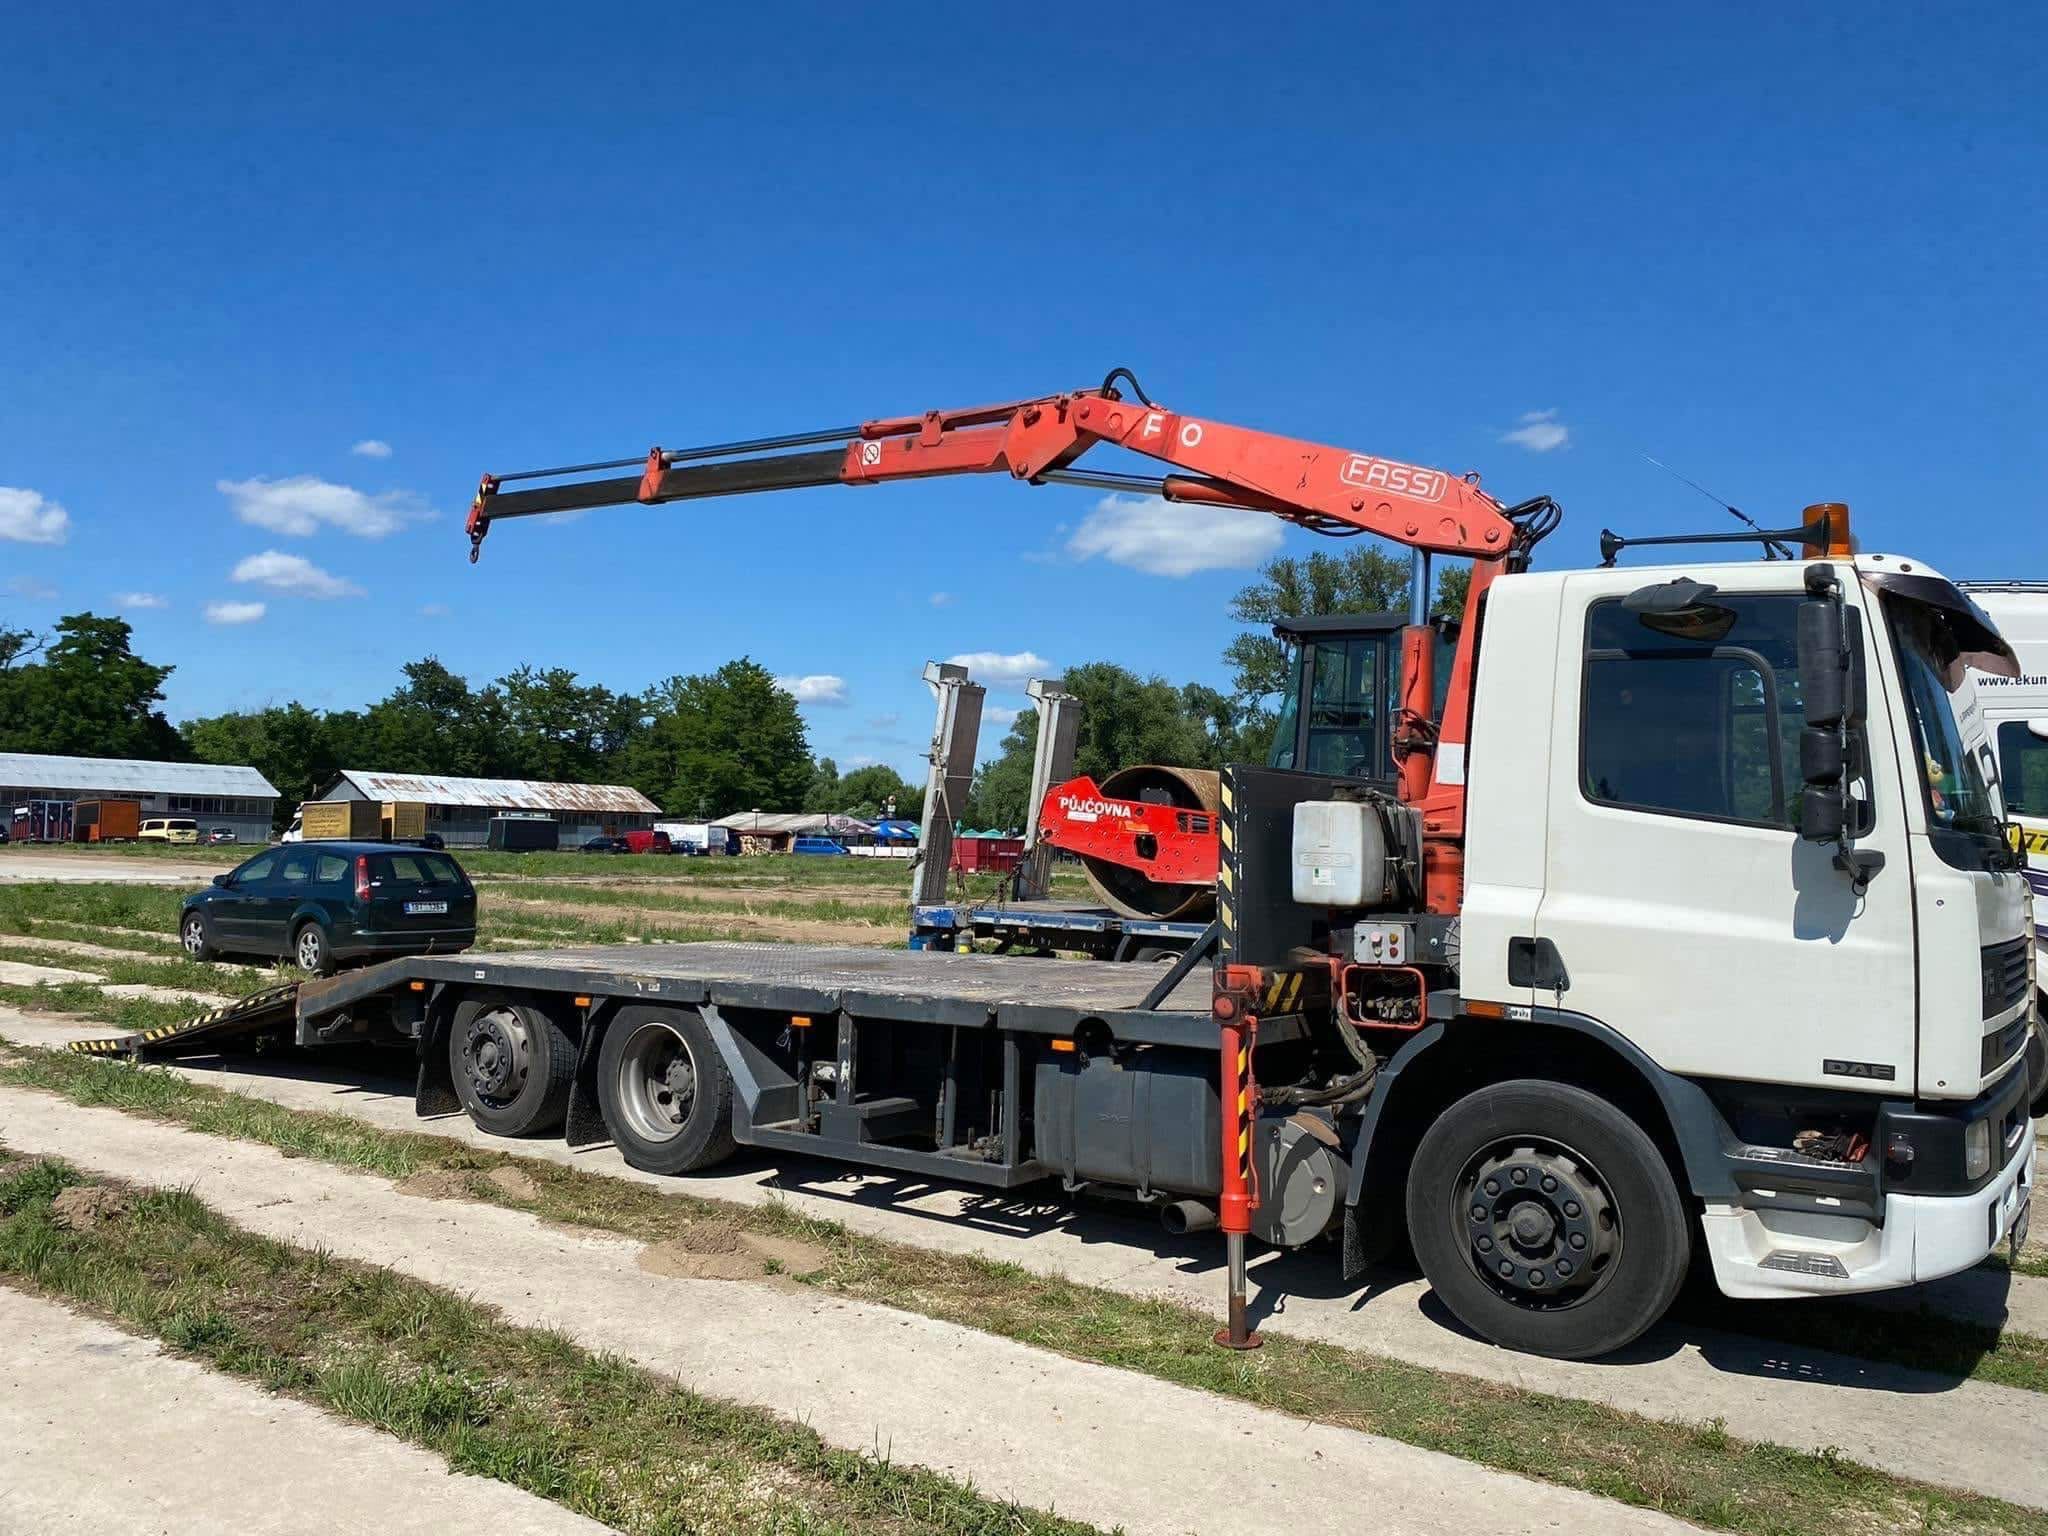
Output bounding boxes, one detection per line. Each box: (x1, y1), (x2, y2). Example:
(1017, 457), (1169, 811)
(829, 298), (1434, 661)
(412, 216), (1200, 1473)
(1802, 502), (1854, 558)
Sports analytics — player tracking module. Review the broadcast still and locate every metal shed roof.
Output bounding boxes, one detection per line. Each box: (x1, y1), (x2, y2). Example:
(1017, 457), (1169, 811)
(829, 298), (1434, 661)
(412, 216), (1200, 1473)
(0, 753), (279, 799)
(711, 811), (873, 834)
(330, 770), (659, 815)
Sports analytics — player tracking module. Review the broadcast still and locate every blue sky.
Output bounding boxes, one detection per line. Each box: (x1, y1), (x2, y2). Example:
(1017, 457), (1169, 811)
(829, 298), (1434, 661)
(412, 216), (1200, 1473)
(3, 5), (2042, 779)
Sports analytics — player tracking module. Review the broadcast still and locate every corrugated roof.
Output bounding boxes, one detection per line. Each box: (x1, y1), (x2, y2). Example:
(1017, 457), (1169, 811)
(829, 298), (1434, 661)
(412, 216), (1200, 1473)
(332, 769), (659, 814)
(711, 811), (873, 834)
(0, 753), (279, 799)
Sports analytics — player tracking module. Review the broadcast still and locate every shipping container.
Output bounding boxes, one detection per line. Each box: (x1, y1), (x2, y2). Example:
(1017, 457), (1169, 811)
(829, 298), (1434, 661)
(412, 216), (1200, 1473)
(381, 801), (428, 843)
(300, 800), (383, 841)
(73, 799), (142, 842)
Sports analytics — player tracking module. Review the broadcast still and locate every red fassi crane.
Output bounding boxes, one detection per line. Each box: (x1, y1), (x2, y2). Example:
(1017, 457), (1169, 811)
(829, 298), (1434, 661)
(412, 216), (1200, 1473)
(466, 370), (1561, 914)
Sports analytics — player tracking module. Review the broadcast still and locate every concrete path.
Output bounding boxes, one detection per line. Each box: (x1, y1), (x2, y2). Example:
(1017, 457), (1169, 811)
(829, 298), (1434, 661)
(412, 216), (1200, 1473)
(0, 1285), (609, 1535)
(0, 1082), (1699, 1536)
(0, 960), (99, 988)
(0, 933), (245, 971)
(8, 1006), (2043, 1505)
(0, 852), (222, 885)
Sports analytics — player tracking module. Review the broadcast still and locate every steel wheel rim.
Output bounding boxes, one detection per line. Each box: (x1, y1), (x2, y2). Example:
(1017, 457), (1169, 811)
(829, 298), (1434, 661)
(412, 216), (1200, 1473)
(460, 1005), (531, 1108)
(1453, 1134), (1621, 1312)
(615, 1020), (696, 1146)
(183, 917), (205, 956)
(295, 927), (323, 970)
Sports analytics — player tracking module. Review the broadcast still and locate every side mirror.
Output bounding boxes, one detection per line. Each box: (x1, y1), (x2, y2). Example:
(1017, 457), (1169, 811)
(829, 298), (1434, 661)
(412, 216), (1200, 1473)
(212, 873), (231, 888)
(1797, 563), (1884, 888)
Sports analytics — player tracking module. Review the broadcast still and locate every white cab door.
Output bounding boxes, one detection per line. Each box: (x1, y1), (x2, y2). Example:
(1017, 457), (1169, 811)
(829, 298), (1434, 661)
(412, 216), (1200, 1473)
(1533, 570), (1919, 1093)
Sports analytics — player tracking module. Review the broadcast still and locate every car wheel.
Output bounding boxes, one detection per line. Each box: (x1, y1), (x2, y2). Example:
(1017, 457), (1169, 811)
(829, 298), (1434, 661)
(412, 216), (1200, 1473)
(292, 921), (335, 977)
(1406, 1078), (1690, 1360)
(180, 912), (218, 962)
(596, 1006), (736, 1175)
(448, 997), (574, 1137)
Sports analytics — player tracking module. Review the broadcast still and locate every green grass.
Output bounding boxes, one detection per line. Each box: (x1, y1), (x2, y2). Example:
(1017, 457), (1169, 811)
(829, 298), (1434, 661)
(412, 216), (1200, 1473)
(0, 1045), (2041, 1536)
(0, 938), (290, 999)
(0, 882), (193, 936)
(0, 1154), (1107, 1536)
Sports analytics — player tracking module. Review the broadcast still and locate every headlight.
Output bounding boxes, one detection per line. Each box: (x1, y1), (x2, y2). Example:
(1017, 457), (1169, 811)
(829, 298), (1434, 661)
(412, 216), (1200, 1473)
(1964, 1118), (1992, 1181)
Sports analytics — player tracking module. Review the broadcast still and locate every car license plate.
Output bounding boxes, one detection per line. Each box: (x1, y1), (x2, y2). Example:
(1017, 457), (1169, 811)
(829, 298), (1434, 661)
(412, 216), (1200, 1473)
(404, 900), (448, 916)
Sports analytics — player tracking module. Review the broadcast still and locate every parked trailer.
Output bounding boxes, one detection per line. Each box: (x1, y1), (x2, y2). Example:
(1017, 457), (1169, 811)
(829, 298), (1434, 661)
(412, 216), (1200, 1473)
(301, 800), (383, 841)
(487, 815), (559, 852)
(72, 798), (141, 843)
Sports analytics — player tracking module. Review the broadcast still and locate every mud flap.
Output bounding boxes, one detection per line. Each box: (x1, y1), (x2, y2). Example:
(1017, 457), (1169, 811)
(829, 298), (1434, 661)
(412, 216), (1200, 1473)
(414, 1003), (459, 1118)
(564, 1020), (609, 1149)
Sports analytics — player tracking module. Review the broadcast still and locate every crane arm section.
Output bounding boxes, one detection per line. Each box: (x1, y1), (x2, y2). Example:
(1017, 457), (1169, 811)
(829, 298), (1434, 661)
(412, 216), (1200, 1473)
(465, 373), (1538, 565)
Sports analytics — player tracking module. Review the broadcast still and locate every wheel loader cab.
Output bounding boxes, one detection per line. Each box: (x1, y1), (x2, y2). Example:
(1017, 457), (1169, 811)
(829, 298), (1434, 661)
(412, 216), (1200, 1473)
(1265, 612), (1457, 782)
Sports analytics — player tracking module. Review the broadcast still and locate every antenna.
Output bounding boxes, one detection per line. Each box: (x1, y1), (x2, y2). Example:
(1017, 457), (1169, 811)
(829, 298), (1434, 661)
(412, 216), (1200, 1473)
(1642, 455), (1795, 561)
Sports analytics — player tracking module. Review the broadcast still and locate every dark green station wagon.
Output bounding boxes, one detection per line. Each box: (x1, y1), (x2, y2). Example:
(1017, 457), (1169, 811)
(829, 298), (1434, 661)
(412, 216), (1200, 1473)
(180, 841), (477, 974)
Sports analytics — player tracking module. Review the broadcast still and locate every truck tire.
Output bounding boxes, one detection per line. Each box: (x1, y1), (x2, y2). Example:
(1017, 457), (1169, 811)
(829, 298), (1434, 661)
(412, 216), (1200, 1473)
(596, 1006), (736, 1175)
(1406, 1078), (1689, 1360)
(448, 997), (575, 1137)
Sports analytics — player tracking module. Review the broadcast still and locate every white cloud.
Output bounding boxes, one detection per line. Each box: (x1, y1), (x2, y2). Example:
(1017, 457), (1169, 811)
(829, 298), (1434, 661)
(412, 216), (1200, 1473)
(115, 591), (168, 610)
(865, 712), (900, 730)
(983, 703), (1022, 728)
(1500, 409), (1570, 453)
(418, 601), (450, 618)
(946, 650), (1052, 685)
(846, 754), (882, 768)
(929, 591), (954, 606)
(217, 475), (429, 538)
(1066, 494), (1284, 577)
(351, 439), (393, 459)
(775, 673), (848, 706)
(0, 487), (69, 545)
(231, 549), (365, 599)
(7, 576), (56, 601)
(205, 600), (266, 626)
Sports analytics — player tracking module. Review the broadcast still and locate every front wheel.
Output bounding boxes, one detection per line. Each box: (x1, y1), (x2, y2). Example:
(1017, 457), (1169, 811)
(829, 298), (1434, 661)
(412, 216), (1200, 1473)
(1406, 1079), (1690, 1360)
(596, 1006), (736, 1175)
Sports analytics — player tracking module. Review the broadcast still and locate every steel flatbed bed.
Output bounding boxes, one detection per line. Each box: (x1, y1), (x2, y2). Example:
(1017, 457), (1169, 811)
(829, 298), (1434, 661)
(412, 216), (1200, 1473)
(908, 900), (1210, 960)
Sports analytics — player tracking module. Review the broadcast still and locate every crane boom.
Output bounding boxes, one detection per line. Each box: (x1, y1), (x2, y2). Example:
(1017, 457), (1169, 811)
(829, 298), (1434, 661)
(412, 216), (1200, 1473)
(466, 373), (1534, 563)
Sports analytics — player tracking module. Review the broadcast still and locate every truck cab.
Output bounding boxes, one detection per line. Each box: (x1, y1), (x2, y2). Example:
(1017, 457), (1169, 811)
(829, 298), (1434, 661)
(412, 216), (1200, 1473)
(1457, 553), (2034, 1306)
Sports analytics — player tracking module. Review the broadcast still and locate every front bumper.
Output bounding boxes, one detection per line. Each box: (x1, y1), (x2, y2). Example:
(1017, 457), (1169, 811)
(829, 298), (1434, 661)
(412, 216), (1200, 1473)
(1701, 1061), (2036, 1301)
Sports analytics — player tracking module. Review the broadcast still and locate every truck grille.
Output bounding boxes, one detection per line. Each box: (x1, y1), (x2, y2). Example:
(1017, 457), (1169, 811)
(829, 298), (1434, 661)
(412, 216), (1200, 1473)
(1982, 937), (2029, 1020)
(1982, 1015), (2031, 1076)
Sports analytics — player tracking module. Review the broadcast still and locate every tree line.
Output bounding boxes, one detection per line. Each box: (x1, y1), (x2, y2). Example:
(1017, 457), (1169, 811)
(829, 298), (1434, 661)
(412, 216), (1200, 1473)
(1, 544), (1462, 832)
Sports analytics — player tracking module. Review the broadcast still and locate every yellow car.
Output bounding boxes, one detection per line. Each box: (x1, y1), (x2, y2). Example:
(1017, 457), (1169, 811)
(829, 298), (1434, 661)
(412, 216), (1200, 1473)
(138, 816), (200, 845)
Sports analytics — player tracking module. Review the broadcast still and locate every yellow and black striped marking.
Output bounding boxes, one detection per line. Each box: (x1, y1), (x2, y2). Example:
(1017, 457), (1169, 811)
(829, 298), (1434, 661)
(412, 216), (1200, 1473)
(1260, 971), (1306, 1015)
(66, 983), (301, 1059)
(1217, 770), (1239, 961)
(1234, 1039), (1253, 1185)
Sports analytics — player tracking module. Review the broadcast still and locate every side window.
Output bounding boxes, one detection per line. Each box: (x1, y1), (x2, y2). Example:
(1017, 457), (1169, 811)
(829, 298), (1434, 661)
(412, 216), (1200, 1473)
(1581, 593), (1846, 830)
(1303, 636), (1385, 778)
(278, 853), (313, 885)
(1998, 721), (2048, 816)
(385, 854), (425, 882)
(314, 854), (349, 884)
(236, 853), (278, 884)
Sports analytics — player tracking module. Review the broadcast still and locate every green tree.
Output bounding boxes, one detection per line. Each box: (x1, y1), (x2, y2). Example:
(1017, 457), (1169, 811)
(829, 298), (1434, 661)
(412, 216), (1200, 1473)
(498, 665), (643, 783)
(631, 657), (812, 816)
(183, 702), (347, 830)
(802, 757), (842, 813)
(836, 763), (918, 820)
(0, 613), (185, 760)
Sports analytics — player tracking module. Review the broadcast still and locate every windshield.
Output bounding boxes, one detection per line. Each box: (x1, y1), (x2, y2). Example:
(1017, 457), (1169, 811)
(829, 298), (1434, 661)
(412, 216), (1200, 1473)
(1886, 597), (2001, 839)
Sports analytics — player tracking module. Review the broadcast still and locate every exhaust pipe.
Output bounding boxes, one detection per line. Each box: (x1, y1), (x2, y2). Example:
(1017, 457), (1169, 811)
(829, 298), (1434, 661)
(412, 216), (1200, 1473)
(1161, 1199), (1218, 1236)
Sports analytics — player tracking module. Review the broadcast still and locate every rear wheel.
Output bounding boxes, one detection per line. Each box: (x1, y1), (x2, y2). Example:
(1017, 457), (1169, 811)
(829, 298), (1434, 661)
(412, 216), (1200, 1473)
(1406, 1079), (1689, 1359)
(596, 1006), (736, 1175)
(448, 997), (575, 1137)
(292, 921), (334, 977)
(181, 912), (218, 963)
